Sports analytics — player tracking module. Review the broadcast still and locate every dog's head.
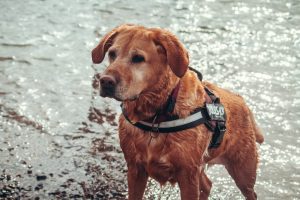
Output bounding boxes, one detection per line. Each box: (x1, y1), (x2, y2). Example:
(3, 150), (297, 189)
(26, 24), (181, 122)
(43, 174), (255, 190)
(92, 24), (189, 101)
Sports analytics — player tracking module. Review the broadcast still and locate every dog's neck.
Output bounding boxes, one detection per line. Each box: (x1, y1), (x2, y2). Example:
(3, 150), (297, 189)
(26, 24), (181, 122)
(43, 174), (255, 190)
(122, 70), (179, 123)
(173, 71), (206, 118)
(122, 70), (206, 123)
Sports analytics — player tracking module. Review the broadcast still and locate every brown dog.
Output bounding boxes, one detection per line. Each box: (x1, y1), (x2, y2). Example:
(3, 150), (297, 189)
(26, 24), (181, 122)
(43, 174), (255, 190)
(92, 24), (264, 200)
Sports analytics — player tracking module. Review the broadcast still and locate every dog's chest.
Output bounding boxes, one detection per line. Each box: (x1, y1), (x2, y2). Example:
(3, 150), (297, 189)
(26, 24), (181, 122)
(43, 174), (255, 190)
(135, 137), (176, 184)
(119, 118), (177, 184)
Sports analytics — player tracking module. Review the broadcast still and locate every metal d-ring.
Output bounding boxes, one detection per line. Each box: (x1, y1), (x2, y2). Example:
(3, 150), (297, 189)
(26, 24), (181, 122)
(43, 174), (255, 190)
(150, 113), (160, 138)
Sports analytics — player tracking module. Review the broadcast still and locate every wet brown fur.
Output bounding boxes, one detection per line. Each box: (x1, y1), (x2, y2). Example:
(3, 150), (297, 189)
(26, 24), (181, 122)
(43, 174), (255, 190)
(92, 24), (264, 200)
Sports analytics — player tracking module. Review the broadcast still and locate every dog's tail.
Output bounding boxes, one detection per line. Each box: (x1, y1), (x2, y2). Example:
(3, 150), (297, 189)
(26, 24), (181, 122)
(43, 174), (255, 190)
(249, 109), (264, 144)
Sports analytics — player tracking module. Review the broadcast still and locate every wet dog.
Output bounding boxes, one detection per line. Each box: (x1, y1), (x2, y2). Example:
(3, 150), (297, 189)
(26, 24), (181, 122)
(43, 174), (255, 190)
(92, 24), (264, 200)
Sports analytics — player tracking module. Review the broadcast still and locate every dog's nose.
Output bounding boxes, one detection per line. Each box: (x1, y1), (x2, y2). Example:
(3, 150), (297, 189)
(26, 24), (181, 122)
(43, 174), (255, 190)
(100, 75), (116, 88)
(99, 75), (116, 96)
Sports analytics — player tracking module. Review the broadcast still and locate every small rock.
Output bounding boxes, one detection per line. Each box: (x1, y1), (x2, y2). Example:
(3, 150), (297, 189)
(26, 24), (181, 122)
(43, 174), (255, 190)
(20, 160), (27, 165)
(36, 175), (47, 181)
(34, 183), (43, 191)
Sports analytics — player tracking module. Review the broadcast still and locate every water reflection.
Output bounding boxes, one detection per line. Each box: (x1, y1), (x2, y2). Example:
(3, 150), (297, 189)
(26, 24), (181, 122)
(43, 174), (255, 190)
(0, 0), (299, 199)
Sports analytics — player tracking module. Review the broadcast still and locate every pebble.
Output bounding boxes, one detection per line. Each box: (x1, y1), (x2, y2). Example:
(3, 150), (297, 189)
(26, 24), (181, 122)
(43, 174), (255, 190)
(36, 175), (47, 181)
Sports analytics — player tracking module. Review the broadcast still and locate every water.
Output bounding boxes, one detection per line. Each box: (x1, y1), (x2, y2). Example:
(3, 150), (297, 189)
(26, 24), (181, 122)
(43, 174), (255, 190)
(0, 0), (299, 199)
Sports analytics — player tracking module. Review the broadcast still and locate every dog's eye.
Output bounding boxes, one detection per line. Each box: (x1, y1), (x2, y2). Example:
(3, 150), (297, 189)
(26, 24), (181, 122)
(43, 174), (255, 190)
(108, 51), (116, 60)
(131, 55), (145, 63)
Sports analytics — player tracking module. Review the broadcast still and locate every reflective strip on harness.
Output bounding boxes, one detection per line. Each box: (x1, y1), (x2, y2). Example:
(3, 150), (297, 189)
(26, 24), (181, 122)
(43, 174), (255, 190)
(123, 109), (207, 133)
(140, 111), (203, 128)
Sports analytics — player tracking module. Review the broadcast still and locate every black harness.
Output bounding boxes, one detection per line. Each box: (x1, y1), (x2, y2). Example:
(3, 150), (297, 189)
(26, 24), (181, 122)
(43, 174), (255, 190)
(122, 68), (227, 148)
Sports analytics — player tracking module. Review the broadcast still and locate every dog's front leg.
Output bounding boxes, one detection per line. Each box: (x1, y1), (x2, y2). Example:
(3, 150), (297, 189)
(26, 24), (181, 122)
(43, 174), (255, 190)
(177, 167), (200, 200)
(127, 164), (148, 200)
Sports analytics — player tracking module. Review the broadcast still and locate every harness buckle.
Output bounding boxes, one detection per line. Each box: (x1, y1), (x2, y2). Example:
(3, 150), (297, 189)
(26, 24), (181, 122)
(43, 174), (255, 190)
(209, 121), (226, 148)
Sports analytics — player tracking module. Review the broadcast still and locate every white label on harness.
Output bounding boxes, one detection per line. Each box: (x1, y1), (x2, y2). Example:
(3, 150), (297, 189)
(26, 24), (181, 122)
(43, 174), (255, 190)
(206, 103), (226, 121)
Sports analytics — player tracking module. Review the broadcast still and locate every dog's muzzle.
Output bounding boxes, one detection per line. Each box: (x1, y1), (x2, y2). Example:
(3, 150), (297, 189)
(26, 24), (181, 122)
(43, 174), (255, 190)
(99, 74), (116, 98)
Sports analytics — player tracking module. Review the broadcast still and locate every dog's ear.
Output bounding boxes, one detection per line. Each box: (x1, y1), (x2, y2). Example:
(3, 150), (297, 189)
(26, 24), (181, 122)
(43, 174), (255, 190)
(152, 29), (189, 77)
(92, 24), (133, 64)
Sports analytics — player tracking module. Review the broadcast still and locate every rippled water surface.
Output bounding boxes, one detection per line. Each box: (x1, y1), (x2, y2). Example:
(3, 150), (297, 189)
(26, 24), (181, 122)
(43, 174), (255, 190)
(0, 0), (299, 199)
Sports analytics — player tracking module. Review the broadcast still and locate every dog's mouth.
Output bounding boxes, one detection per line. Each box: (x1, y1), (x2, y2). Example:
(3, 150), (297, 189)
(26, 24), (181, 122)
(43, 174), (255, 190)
(100, 89), (114, 98)
(100, 89), (139, 102)
(100, 89), (121, 101)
